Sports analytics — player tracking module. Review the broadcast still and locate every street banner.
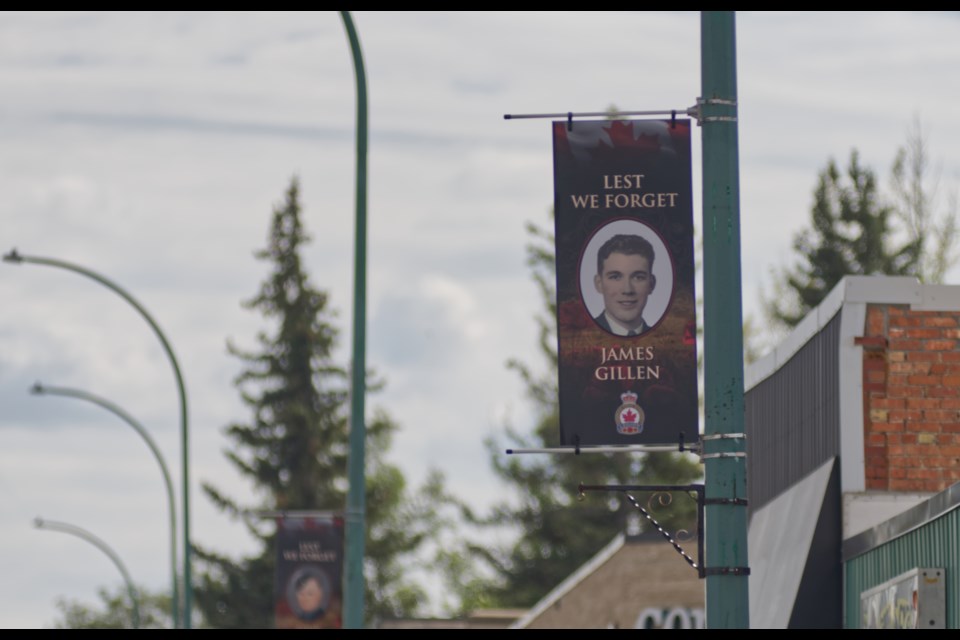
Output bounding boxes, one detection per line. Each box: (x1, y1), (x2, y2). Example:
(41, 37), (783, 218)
(552, 118), (698, 447)
(274, 514), (344, 629)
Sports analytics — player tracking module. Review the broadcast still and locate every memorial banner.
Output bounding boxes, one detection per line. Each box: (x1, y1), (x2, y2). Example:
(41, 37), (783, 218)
(552, 118), (698, 446)
(274, 514), (344, 629)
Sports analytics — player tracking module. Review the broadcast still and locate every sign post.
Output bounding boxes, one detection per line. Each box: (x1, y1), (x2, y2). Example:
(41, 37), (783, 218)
(700, 10), (750, 629)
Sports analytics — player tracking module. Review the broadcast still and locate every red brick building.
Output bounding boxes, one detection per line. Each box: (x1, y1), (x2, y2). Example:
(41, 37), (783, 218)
(746, 275), (960, 628)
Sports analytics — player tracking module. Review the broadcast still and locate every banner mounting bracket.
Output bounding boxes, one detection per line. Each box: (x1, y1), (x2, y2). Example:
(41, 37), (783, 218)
(504, 106), (699, 122)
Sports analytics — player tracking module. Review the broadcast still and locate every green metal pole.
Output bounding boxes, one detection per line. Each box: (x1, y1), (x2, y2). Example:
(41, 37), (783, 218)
(3, 249), (192, 628)
(700, 11), (750, 629)
(35, 517), (141, 629)
(31, 382), (180, 629)
(339, 11), (368, 630)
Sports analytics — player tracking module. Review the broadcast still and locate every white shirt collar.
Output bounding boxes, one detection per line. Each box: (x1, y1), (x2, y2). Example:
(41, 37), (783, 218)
(603, 312), (645, 337)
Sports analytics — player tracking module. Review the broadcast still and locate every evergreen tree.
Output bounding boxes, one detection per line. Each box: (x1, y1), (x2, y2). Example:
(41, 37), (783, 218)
(766, 150), (921, 328)
(194, 177), (446, 628)
(443, 217), (702, 611)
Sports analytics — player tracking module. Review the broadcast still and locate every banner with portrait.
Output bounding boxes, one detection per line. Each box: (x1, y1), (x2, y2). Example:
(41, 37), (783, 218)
(274, 514), (344, 629)
(552, 118), (698, 447)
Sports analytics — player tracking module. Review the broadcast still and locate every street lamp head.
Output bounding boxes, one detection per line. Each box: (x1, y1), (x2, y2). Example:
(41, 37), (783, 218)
(30, 382), (45, 395)
(33, 517), (45, 529)
(3, 248), (23, 264)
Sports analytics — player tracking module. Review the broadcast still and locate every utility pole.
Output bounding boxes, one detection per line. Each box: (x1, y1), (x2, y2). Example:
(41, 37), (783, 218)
(699, 10), (750, 629)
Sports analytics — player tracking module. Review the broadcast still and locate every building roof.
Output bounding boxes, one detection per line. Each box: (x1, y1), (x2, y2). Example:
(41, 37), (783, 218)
(511, 531), (704, 629)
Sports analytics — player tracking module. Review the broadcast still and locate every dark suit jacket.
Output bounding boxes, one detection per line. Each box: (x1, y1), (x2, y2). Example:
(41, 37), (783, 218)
(594, 312), (650, 336)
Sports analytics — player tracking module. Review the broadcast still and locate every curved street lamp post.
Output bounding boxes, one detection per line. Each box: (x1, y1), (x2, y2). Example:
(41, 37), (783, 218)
(34, 517), (141, 629)
(31, 382), (179, 628)
(339, 11), (369, 629)
(4, 249), (192, 628)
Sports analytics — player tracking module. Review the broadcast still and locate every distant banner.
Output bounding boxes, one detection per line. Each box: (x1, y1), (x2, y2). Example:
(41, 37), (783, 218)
(552, 118), (698, 447)
(275, 514), (344, 629)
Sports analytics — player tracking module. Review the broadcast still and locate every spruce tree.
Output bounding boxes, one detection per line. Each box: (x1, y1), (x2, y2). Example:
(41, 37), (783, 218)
(767, 150), (921, 328)
(194, 177), (445, 628)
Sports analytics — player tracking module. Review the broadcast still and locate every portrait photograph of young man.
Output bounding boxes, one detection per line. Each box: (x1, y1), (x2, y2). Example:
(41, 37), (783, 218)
(579, 220), (673, 337)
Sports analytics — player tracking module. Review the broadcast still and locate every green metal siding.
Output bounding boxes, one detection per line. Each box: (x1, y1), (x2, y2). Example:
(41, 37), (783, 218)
(845, 509), (960, 628)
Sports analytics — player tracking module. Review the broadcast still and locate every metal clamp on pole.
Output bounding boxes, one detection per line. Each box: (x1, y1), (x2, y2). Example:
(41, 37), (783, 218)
(703, 567), (751, 577)
(699, 97), (737, 106)
(701, 451), (747, 460)
(700, 432), (746, 441)
(698, 432), (746, 462)
(694, 97), (738, 124)
(704, 497), (748, 507)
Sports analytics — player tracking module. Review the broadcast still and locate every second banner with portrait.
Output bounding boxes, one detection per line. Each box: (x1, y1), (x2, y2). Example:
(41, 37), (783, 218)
(552, 118), (698, 447)
(274, 514), (343, 629)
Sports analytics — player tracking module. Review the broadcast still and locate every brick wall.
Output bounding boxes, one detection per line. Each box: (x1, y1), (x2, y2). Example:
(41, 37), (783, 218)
(859, 305), (960, 492)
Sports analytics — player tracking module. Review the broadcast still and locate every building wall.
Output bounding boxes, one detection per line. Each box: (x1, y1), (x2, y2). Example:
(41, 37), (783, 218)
(744, 276), (960, 627)
(860, 304), (960, 492)
(846, 299), (960, 628)
(844, 489), (960, 628)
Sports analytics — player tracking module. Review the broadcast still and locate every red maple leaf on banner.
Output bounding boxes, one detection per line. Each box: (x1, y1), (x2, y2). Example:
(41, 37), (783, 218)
(605, 119), (637, 147)
(588, 120), (664, 164)
(622, 409), (637, 422)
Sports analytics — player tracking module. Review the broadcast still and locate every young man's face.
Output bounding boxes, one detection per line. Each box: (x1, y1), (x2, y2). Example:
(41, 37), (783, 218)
(595, 251), (654, 331)
(297, 577), (324, 613)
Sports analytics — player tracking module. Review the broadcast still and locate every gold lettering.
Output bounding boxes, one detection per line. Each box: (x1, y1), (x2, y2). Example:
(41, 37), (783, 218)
(603, 174), (645, 189)
(594, 365), (661, 381)
(601, 192), (680, 209)
(599, 345), (656, 365)
(571, 194), (599, 208)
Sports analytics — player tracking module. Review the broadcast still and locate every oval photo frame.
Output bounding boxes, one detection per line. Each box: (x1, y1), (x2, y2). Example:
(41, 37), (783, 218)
(286, 565), (333, 621)
(579, 218), (675, 336)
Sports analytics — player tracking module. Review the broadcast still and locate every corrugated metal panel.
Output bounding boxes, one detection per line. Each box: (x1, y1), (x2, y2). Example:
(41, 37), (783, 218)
(844, 509), (960, 628)
(745, 311), (841, 511)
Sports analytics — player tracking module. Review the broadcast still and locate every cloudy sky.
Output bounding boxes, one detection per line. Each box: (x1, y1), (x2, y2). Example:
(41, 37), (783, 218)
(1, 11), (959, 628)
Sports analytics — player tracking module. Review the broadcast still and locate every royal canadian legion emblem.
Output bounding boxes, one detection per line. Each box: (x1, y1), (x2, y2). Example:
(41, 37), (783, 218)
(615, 390), (644, 435)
